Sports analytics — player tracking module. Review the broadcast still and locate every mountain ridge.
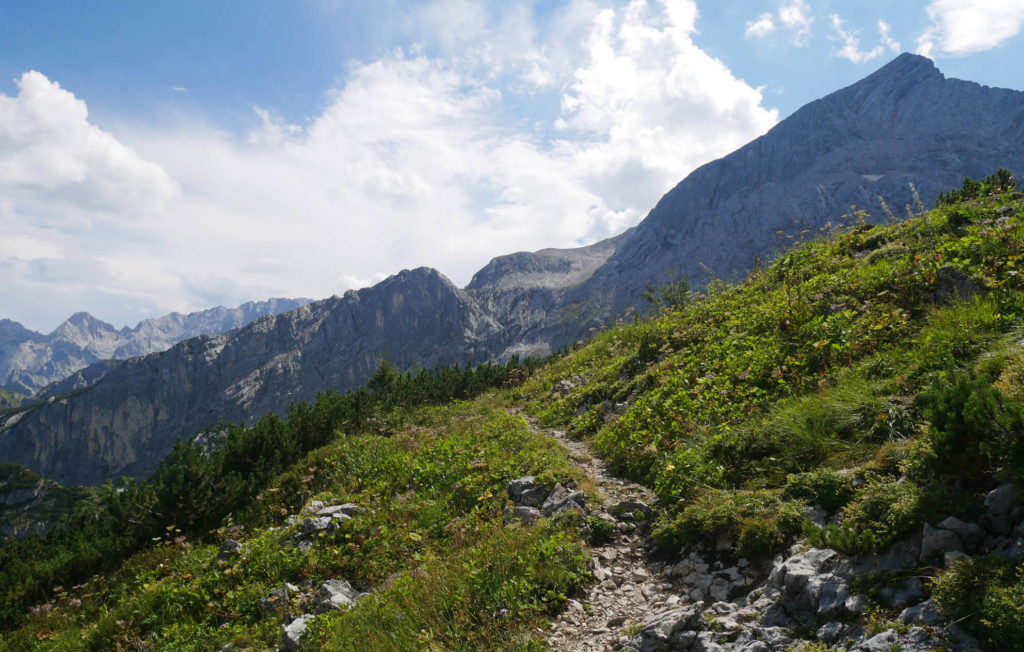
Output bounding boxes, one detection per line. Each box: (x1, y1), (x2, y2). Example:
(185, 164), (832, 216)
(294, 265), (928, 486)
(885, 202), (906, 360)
(0, 297), (312, 395)
(2, 53), (1023, 487)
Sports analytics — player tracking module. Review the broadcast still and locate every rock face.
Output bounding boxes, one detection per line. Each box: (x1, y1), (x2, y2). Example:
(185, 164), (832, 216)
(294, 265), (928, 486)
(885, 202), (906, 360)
(0, 298), (311, 395)
(546, 53), (1024, 345)
(0, 463), (86, 539)
(0, 269), (504, 485)
(2, 54), (1023, 487)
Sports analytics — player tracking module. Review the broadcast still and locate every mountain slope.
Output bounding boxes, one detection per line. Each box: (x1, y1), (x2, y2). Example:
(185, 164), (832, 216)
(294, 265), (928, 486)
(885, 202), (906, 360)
(4, 181), (1024, 650)
(547, 53), (1024, 342)
(2, 54), (1022, 488)
(0, 298), (311, 395)
(0, 269), (503, 485)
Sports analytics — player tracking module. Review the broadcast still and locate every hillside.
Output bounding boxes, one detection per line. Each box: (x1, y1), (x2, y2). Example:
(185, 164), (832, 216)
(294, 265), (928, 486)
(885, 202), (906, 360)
(2, 176), (1023, 650)
(0, 298), (311, 396)
(3, 54), (1023, 490)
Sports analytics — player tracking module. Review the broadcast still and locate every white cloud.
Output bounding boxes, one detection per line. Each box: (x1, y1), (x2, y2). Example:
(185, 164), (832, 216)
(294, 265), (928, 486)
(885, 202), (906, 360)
(0, 71), (178, 213)
(779, 0), (813, 47)
(878, 20), (901, 53)
(0, 1), (779, 332)
(745, 0), (812, 46)
(917, 0), (1024, 57)
(829, 15), (901, 63)
(745, 13), (776, 38)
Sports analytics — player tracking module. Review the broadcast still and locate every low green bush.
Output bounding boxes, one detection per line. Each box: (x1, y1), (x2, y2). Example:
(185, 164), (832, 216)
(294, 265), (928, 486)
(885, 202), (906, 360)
(933, 555), (1024, 650)
(783, 469), (855, 512)
(652, 489), (803, 559)
(837, 476), (922, 548)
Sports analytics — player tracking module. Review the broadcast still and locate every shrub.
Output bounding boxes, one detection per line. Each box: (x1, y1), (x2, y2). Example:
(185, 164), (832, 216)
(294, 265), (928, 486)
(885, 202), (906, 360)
(783, 469), (855, 512)
(838, 476), (922, 548)
(804, 522), (879, 555)
(920, 369), (1024, 480)
(933, 555), (1024, 650)
(652, 489), (803, 559)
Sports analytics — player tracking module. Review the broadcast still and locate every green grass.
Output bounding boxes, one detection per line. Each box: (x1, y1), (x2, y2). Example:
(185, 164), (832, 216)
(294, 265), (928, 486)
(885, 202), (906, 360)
(2, 397), (588, 651)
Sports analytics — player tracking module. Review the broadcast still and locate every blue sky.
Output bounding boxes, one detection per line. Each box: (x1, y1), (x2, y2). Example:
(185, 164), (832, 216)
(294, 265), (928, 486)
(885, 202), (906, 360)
(2, 0), (1023, 332)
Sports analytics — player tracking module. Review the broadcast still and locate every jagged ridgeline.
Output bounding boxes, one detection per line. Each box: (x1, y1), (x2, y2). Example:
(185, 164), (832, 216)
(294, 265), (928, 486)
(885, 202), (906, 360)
(2, 177), (1023, 650)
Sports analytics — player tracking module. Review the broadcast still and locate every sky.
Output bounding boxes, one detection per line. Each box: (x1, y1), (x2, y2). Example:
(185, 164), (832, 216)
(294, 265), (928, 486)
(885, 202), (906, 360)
(1, 1), (1023, 333)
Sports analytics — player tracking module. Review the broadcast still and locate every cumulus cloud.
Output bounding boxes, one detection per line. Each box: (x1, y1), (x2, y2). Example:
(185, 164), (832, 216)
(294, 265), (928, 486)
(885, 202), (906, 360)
(830, 15), (901, 64)
(778, 0), (814, 47)
(1, 0), (779, 332)
(744, 0), (812, 46)
(917, 0), (1024, 57)
(745, 13), (776, 38)
(0, 71), (178, 213)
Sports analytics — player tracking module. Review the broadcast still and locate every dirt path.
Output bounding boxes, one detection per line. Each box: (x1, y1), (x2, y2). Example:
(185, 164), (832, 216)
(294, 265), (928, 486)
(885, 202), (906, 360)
(518, 415), (684, 652)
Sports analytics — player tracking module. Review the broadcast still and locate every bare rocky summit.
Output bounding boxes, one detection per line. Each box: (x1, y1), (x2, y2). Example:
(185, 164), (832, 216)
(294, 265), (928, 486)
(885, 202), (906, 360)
(0, 298), (310, 395)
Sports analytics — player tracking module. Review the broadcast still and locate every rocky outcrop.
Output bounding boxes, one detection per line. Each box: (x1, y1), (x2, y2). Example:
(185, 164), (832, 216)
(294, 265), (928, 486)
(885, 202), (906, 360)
(0, 298), (310, 395)
(0, 463), (86, 539)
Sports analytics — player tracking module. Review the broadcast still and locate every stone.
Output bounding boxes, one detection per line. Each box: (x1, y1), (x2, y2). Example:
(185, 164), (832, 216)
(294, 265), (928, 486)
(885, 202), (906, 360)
(305, 500), (324, 514)
(281, 614), (315, 651)
(984, 484), (1021, 535)
(506, 476), (549, 507)
(217, 538), (243, 562)
(316, 503), (365, 518)
(888, 577), (924, 607)
(636, 606), (704, 652)
(302, 517), (335, 536)
(817, 621), (844, 643)
(931, 266), (983, 304)
(900, 599), (944, 627)
(852, 537), (920, 573)
(540, 483), (585, 516)
(987, 484), (1020, 515)
(259, 586), (290, 617)
(937, 516), (985, 550)
(920, 523), (963, 563)
(944, 550), (969, 565)
(316, 579), (360, 611)
(503, 505), (542, 526)
(610, 500), (649, 519)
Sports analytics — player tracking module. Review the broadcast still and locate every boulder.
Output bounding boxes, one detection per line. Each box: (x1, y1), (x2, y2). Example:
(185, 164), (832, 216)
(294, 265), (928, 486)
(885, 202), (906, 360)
(983, 484), (1021, 535)
(316, 503), (365, 518)
(937, 516), (985, 550)
(931, 266), (983, 304)
(920, 523), (963, 563)
(636, 605), (704, 652)
(302, 517), (335, 536)
(540, 483), (585, 516)
(506, 476), (549, 507)
(281, 614), (315, 651)
(217, 538), (243, 562)
(315, 579), (360, 611)
(899, 599), (944, 627)
(502, 505), (541, 526)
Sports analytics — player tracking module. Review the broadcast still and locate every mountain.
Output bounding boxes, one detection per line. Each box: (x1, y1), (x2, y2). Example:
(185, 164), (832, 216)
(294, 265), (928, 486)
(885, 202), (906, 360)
(544, 53), (1024, 344)
(0, 298), (311, 395)
(0, 270), (501, 485)
(1, 54), (1022, 487)
(5, 184), (1024, 649)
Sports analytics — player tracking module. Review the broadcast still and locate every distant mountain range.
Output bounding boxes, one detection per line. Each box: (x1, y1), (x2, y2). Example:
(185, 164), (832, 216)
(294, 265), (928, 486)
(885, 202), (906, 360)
(2, 53), (1022, 486)
(0, 299), (311, 395)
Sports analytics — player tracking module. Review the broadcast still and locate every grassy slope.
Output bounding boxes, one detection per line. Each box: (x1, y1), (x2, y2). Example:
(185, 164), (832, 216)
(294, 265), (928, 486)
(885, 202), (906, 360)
(5, 184), (1024, 649)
